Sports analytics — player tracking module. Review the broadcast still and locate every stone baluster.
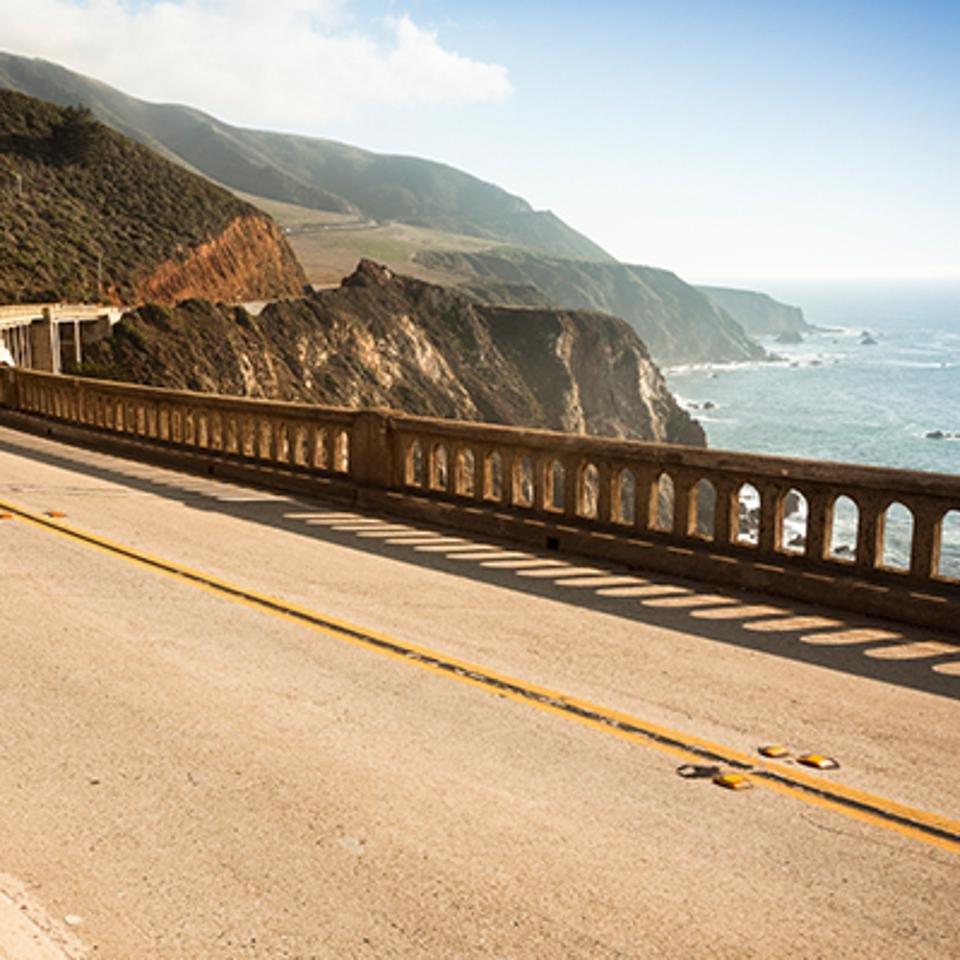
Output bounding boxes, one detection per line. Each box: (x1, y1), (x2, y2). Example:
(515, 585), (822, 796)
(672, 471), (695, 539)
(492, 449), (508, 505)
(561, 455), (579, 519)
(910, 501), (943, 583)
(805, 489), (832, 562)
(597, 461), (614, 524)
(705, 477), (729, 545)
(855, 494), (883, 573)
(306, 423), (322, 469)
(324, 427), (337, 473)
(534, 455), (552, 513)
(757, 481), (782, 555)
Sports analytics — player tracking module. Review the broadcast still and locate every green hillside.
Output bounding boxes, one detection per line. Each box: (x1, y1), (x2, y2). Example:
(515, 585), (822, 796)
(0, 89), (268, 302)
(0, 52), (611, 262)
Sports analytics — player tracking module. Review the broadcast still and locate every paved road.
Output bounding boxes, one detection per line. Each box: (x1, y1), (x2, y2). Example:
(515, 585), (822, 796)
(0, 425), (958, 959)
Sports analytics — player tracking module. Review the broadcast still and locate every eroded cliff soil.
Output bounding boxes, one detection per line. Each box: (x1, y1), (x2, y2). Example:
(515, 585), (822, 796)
(133, 214), (306, 304)
(84, 260), (704, 445)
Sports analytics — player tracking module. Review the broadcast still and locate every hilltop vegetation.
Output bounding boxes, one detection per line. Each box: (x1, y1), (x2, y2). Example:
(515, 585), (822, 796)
(0, 89), (304, 303)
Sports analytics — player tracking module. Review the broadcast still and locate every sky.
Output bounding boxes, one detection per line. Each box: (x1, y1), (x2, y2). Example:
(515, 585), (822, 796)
(1, 0), (958, 282)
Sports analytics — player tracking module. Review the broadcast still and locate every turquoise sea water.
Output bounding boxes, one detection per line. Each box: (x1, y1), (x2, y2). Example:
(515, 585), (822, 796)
(665, 281), (960, 575)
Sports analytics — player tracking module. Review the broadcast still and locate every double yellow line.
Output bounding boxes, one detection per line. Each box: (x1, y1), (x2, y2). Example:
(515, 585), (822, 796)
(4, 497), (959, 856)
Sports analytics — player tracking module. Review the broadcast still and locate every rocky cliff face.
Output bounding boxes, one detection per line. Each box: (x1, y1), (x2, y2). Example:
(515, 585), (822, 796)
(134, 214), (306, 304)
(415, 249), (766, 367)
(696, 286), (812, 337)
(83, 260), (704, 445)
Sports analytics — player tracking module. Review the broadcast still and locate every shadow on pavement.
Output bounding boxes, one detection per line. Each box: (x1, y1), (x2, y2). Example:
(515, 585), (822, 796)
(2, 426), (958, 701)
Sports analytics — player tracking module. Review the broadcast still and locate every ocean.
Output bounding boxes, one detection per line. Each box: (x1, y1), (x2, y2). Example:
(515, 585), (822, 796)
(665, 280), (960, 577)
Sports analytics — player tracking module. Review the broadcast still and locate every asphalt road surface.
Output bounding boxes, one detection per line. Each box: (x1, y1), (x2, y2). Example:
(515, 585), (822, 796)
(0, 425), (958, 959)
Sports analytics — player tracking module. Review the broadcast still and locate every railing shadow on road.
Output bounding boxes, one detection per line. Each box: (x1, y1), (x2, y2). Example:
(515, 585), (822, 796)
(1, 426), (958, 702)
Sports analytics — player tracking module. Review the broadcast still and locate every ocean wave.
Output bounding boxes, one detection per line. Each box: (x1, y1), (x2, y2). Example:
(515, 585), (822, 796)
(665, 359), (777, 375)
(697, 415), (738, 425)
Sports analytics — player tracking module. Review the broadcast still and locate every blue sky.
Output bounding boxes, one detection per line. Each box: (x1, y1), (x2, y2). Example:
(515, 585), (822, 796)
(3, 0), (958, 281)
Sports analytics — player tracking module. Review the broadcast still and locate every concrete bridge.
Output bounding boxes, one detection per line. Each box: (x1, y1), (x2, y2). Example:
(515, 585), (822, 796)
(0, 368), (958, 958)
(0, 303), (123, 372)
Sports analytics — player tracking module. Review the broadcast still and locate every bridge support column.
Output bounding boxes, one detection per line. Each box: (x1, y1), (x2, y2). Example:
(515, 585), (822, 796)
(28, 309), (61, 373)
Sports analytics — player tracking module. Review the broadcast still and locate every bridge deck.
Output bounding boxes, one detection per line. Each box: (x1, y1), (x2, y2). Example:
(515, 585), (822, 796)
(0, 425), (958, 958)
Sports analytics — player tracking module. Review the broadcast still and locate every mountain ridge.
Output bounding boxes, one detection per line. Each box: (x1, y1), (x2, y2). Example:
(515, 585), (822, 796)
(415, 249), (766, 366)
(696, 285), (813, 337)
(0, 51), (611, 263)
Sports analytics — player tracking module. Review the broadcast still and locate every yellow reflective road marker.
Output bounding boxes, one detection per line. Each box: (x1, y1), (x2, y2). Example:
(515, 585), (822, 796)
(759, 745), (790, 758)
(798, 754), (840, 770)
(3, 496), (959, 857)
(714, 773), (753, 791)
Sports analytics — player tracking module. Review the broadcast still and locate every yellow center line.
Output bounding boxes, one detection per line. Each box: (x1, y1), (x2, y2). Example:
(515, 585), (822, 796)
(4, 497), (959, 856)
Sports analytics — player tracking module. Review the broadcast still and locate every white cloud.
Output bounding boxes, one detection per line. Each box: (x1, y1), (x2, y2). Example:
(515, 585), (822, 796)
(0, 1), (511, 130)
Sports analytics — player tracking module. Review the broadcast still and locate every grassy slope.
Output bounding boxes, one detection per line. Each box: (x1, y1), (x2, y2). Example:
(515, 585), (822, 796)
(0, 90), (260, 302)
(240, 191), (503, 285)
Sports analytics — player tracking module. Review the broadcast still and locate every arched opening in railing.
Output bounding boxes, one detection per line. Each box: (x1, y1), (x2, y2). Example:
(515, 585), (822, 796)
(650, 472), (674, 532)
(578, 462), (600, 519)
(545, 459), (565, 512)
(937, 509), (960, 581)
(484, 451), (503, 501)
(614, 468), (636, 525)
(691, 478), (716, 539)
(455, 448), (475, 496)
(829, 495), (859, 562)
(736, 483), (761, 546)
(430, 443), (449, 491)
(513, 455), (535, 507)
(334, 430), (350, 473)
(880, 501), (914, 572)
(405, 439), (424, 487)
(780, 488), (808, 554)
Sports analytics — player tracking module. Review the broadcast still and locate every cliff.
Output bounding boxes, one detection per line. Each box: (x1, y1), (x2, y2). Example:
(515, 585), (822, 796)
(81, 260), (704, 446)
(134, 214), (306, 304)
(415, 249), (766, 367)
(696, 286), (812, 337)
(0, 89), (306, 303)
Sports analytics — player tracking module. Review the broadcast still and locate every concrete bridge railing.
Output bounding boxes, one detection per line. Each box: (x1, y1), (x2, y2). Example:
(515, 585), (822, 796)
(1, 367), (958, 632)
